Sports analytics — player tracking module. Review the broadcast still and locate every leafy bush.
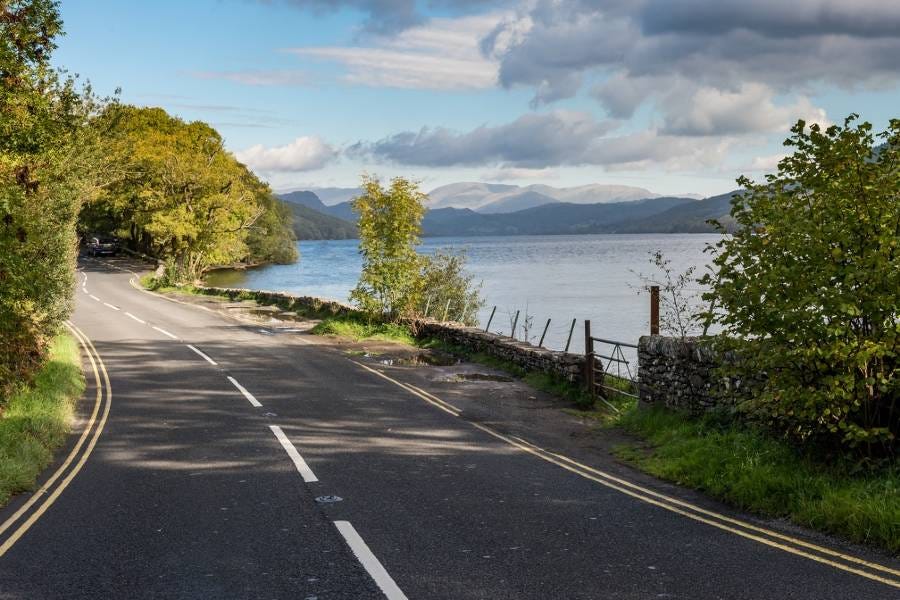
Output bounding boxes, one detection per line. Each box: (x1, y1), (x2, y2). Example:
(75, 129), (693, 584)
(703, 116), (900, 459)
(418, 250), (483, 326)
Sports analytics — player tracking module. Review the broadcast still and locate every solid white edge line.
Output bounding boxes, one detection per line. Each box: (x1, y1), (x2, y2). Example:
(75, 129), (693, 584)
(268, 425), (318, 483)
(227, 375), (262, 407)
(89, 295), (100, 302)
(186, 344), (218, 366)
(152, 325), (178, 340)
(334, 521), (408, 600)
(124, 312), (146, 324)
(102, 302), (120, 311)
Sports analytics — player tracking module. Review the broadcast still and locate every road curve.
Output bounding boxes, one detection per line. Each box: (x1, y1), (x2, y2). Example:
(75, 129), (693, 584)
(0, 256), (898, 599)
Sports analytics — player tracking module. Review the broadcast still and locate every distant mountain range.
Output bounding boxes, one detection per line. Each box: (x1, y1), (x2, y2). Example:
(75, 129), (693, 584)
(284, 182), (667, 214)
(278, 186), (739, 240)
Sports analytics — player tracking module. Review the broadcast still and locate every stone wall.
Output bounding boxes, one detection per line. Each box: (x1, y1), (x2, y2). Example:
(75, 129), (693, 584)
(194, 286), (358, 319)
(637, 335), (739, 413)
(417, 320), (586, 384)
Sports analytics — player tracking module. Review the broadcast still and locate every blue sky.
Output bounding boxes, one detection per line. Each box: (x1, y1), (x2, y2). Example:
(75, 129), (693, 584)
(54, 0), (900, 197)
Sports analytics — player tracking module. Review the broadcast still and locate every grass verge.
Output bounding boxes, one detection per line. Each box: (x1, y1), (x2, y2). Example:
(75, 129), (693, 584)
(612, 405), (900, 554)
(0, 333), (85, 507)
(311, 317), (416, 345)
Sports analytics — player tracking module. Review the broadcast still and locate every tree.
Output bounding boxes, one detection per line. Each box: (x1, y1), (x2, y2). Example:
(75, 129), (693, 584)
(350, 175), (426, 321)
(85, 105), (296, 283)
(703, 116), (900, 459)
(0, 0), (99, 394)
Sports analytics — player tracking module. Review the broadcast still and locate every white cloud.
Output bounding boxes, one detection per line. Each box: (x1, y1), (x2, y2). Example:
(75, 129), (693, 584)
(661, 83), (830, 137)
(235, 136), (337, 172)
(288, 14), (504, 90)
(747, 153), (788, 172)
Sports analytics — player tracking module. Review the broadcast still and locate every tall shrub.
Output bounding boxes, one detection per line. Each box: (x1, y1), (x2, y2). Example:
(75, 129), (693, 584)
(350, 175), (426, 321)
(703, 116), (900, 459)
(0, 0), (97, 395)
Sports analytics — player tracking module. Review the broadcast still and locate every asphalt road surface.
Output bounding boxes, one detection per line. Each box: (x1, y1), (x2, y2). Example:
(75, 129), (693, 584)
(0, 257), (898, 599)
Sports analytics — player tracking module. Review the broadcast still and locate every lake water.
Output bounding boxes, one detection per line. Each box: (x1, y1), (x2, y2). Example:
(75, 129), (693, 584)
(206, 234), (718, 359)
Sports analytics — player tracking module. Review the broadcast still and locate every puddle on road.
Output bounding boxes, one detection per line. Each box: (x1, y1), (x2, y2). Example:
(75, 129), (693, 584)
(449, 372), (514, 383)
(378, 352), (460, 367)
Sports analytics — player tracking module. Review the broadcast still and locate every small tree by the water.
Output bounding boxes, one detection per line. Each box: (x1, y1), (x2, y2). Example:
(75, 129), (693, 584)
(351, 175), (427, 321)
(703, 116), (900, 460)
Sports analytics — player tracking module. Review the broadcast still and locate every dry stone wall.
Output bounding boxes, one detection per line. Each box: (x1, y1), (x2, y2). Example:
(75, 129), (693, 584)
(416, 320), (586, 385)
(637, 335), (744, 413)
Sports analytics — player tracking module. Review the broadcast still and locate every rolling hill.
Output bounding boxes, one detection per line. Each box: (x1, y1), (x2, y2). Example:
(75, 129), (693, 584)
(278, 189), (742, 239)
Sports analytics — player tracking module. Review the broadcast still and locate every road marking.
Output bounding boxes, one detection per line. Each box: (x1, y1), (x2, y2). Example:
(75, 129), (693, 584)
(352, 361), (900, 589)
(89, 295), (100, 302)
(352, 361), (460, 416)
(334, 521), (408, 600)
(186, 344), (218, 366)
(268, 425), (318, 483)
(103, 302), (120, 311)
(0, 321), (112, 557)
(227, 376), (262, 407)
(152, 325), (178, 340)
(124, 312), (146, 324)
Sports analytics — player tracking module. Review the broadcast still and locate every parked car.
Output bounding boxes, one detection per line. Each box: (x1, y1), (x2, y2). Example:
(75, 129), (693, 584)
(86, 235), (120, 257)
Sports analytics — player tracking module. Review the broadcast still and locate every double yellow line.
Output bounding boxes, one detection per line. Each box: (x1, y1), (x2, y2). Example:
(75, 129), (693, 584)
(354, 361), (900, 590)
(0, 321), (112, 558)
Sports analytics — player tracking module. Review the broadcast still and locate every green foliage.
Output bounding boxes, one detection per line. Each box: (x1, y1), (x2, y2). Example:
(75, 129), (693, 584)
(311, 316), (416, 345)
(418, 250), (484, 325)
(0, 333), (84, 506)
(350, 175), (426, 321)
(246, 194), (298, 265)
(702, 116), (900, 458)
(614, 405), (900, 553)
(83, 105), (296, 284)
(0, 0), (99, 395)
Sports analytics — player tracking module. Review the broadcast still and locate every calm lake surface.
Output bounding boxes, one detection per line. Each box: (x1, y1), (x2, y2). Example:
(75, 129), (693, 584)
(206, 234), (718, 358)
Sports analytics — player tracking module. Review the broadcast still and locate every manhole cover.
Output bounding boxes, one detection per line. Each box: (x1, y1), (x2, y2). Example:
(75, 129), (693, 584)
(315, 495), (343, 504)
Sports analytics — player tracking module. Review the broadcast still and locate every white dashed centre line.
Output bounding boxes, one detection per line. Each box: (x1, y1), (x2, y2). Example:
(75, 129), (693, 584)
(334, 521), (408, 600)
(103, 302), (120, 311)
(268, 425), (318, 483)
(227, 376), (261, 407)
(186, 344), (218, 366)
(124, 312), (146, 324)
(89, 295), (100, 302)
(152, 326), (178, 340)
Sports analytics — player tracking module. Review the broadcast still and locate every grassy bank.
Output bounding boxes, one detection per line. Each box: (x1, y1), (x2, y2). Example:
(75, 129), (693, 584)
(311, 317), (416, 345)
(0, 333), (85, 506)
(612, 406), (900, 554)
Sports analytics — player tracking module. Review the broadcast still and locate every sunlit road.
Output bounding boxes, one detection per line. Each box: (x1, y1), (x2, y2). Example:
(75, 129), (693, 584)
(0, 256), (898, 599)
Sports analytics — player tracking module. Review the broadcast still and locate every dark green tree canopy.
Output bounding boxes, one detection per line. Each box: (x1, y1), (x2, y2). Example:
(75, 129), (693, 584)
(704, 116), (900, 458)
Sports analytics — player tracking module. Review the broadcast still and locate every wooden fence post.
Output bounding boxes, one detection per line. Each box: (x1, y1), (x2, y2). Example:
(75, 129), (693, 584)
(538, 318), (551, 348)
(564, 318), (576, 352)
(650, 285), (660, 335)
(584, 320), (595, 396)
(484, 306), (497, 332)
(510, 310), (520, 340)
